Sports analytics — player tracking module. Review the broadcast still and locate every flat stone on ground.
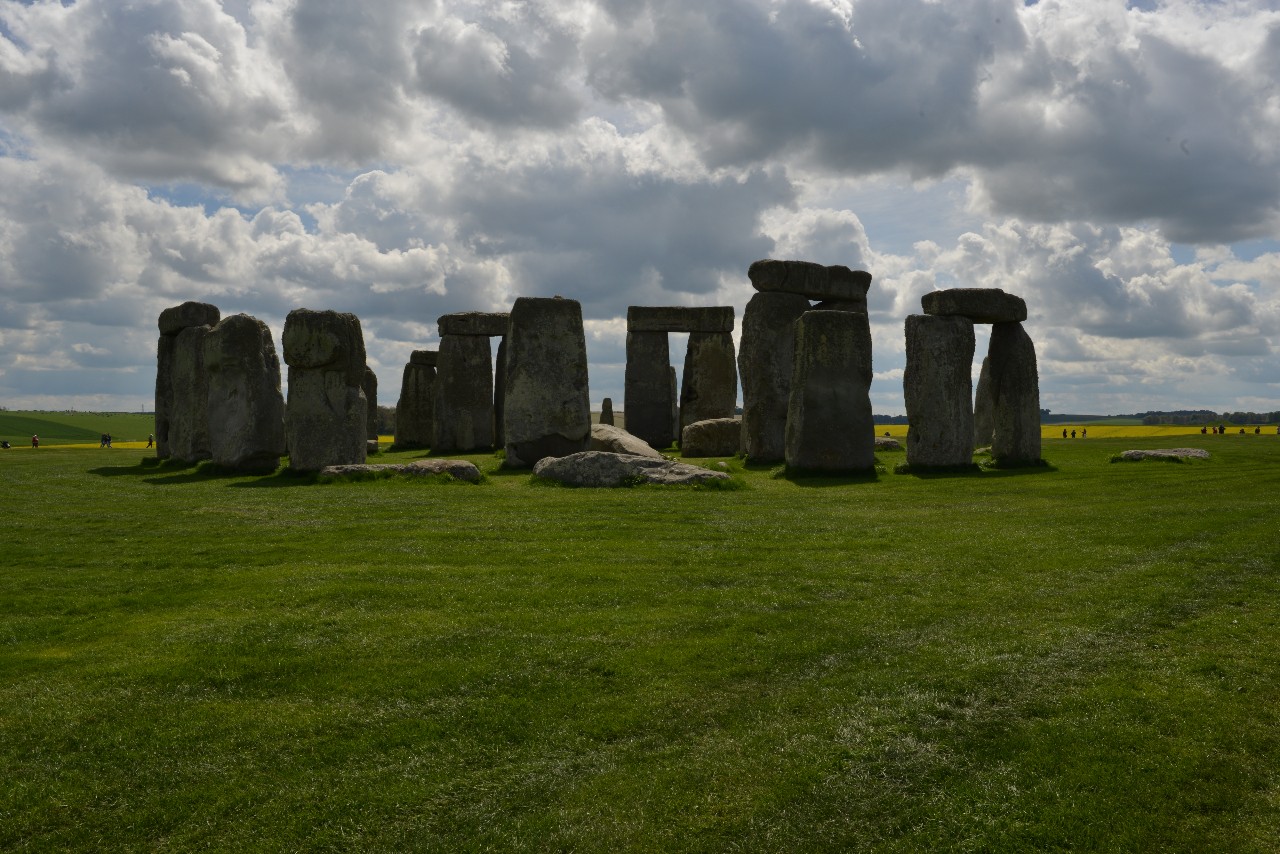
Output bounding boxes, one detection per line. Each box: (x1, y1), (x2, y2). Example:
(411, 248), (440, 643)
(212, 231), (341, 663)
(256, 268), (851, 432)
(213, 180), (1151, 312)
(875, 436), (903, 451)
(319, 459), (482, 481)
(590, 424), (664, 458)
(1118, 448), (1210, 461)
(681, 417), (741, 457)
(533, 451), (730, 487)
(921, 288), (1027, 324)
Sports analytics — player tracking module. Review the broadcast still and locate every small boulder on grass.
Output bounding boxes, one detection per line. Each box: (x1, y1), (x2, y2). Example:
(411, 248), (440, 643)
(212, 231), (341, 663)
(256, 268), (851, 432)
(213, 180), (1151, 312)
(1115, 448), (1210, 462)
(590, 423), (664, 459)
(320, 459), (482, 481)
(874, 436), (903, 451)
(681, 417), (741, 457)
(533, 451), (730, 487)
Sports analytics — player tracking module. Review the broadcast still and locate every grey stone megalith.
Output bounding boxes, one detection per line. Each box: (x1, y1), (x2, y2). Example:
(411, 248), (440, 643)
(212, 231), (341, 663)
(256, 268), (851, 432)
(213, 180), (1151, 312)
(625, 306), (736, 449)
(903, 314), (976, 468)
(363, 366), (379, 443)
(156, 301), (220, 460)
(203, 313), (286, 473)
(433, 312), (507, 453)
(282, 308), (368, 472)
(987, 321), (1042, 465)
(741, 259), (873, 463)
(502, 296), (592, 468)
(394, 350), (436, 449)
(785, 310), (874, 472)
(599, 397), (615, 426)
(973, 356), (994, 447)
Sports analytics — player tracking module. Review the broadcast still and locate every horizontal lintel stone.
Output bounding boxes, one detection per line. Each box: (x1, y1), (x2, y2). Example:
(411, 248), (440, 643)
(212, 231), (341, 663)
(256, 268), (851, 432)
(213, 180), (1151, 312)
(921, 288), (1027, 323)
(437, 312), (510, 337)
(748, 259), (872, 302)
(409, 349), (438, 366)
(626, 306), (734, 333)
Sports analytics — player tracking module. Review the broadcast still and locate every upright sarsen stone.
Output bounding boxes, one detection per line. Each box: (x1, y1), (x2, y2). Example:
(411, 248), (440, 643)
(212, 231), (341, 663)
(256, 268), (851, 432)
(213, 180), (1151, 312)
(624, 331), (673, 449)
(155, 300), (220, 459)
(785, 311), (874, 472)
(282, 308), (368, 472)
(973, 356), (994, 447)
(599, 397), (615, 426)
(680, 331), (737, 434)
(433, 334), (494, 452)
(739, 291), (810, 463)
(988, 321), (1041, 466)
(394, 350), (436, 449)
(502, 297), (591, 467)
(363, 366), (379, 442)
(169, 324), (215, 463)
(904, 315), (976, 468)
(203, 314), (285, 473)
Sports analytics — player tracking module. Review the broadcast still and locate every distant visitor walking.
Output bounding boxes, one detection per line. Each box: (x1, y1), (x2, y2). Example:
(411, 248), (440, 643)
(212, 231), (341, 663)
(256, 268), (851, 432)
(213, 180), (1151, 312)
(31, 435), (38, 448)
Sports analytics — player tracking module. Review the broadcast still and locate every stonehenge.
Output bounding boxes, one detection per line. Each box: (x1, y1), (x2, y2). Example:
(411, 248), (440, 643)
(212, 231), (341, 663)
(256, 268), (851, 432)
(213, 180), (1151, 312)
(681, 417), (741, 458)
(433, 312), (508, 453)
(363, 366), (379, 444)
(203, 314), (286, 473)
(394, 350), (437, 449)
(599, 397), (615, 426)
(785, 310), (875, 472)
(282, 308), (368, 472)
(903, 315), (976, 468)
(986, 321), (1042, 466)
(156, 301), (220, 462)
(623, 305), (736, 449)
(502, 297), (591, 468)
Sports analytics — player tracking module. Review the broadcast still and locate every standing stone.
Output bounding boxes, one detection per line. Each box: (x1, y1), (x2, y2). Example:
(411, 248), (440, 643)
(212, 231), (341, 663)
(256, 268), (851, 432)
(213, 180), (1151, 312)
(433, 334), (494, 452)
(973, 356), (994, 447)
(394, 350), (436, 449)
(203, 314), (285, 473)
(363, 366), (379, 442)
(503, 297), (591, 467)
(739, 291), (810, 463)
(669, 366), (679, 446)
(169, 324), (216, 463)
(680, 331), (737, 434)
(785, 311), (874, 472)
(903, 315), (976, 468)
(494, 336), (508, 450)
(155, 301), (220, 459)
(624, 331), (673, 449)
(988, 321), (1042, 465)
(599, 397), (615, 426)
(282, 308), (368, 472)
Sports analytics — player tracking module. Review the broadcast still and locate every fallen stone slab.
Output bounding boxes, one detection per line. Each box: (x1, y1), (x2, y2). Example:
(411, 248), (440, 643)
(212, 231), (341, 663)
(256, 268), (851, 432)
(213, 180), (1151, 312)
(590, 424), (664, 458)
(533, 451), (730, 487)
(875, 436), (903, 451)
(1116, 448), (1210, 461)
(437, 312), (510, 337)
(748, 259), (872, 303)
(319, 459), (482, 481)
(681, 417), (741, 457)
(921, 288), (1027, 323)
(626, 306), (735, 333)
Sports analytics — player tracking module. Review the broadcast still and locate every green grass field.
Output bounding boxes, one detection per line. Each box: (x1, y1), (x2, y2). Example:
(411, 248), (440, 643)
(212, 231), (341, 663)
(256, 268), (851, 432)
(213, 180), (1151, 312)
(2, 433), (1279, 850)
(0, 411), (156, 446)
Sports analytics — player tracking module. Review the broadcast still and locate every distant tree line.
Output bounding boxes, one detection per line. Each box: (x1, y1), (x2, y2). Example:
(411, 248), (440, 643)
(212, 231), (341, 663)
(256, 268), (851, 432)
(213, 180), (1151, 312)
(1135, 410), (1280, 425)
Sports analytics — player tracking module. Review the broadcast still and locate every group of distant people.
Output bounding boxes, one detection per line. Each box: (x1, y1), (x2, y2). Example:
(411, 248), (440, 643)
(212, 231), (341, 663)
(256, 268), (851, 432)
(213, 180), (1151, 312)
(1061, 428), (1088, 439)
(1200, 425), (1274, 435)
(0, 432), (156, 449)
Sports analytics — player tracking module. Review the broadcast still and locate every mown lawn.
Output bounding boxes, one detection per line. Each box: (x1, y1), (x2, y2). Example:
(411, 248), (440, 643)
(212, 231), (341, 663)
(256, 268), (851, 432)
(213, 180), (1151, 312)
(2, 435), (1279, 851)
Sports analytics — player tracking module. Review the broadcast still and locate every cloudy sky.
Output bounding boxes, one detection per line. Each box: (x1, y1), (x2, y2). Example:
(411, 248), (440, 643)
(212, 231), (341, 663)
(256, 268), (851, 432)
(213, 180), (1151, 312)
(2, 0), (1278, 417)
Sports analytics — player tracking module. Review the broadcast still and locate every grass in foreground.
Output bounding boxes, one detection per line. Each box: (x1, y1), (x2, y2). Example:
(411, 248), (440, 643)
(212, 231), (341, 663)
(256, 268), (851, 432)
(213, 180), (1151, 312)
(2, 436), (1280, 851)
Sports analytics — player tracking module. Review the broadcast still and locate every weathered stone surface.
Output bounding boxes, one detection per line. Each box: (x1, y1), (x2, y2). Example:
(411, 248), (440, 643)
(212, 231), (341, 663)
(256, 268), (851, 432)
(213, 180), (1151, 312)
(748, 260), (872, 303)
(533, 451), (730, 487)
(155, 334), (176, 458)
(739, 291), (810, 463)
(502, 297), (591, 468)
(785, 311), (875, 472)
(680, 331), (737, 434)
(1118, 448), (1209, 461)
(599, 397), (615, 426)
(437, 312), (510, 337)
(973, 356), (994, 447)
(410, 349), (438, 367)
(363, 366), (379, 441)
(159, 301), (220, 337)
(627, 306), (734, 333)
(875, 436), (903, 451)
(921, 288), (1027, 324)
(590, 423), (664, 458)
(904, 315), (976, 468)
(394, 356), (436, 449)
(433, 334), (494, 452)
(168, 324), (215, 463)
(283, 309), (368, 471)
(494, 337), (507, 450)
(319, 459), (482, 481)
(681, 417), (741, 457)
(203, 314), (285, 473)
(624, 330), (674, 449)
(988, 321), (1041, 466)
